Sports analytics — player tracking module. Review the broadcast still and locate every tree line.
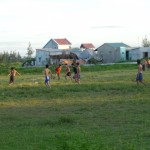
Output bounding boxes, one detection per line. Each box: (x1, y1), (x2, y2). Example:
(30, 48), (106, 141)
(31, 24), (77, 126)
(0, 42), (35, 68)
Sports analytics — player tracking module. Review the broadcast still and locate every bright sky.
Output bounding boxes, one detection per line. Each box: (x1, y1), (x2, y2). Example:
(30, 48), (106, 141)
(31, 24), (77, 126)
(0, 0), (150, 56)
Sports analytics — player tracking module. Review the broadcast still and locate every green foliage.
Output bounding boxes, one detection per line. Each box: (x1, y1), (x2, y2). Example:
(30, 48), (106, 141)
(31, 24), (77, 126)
(26, 42), (34, 58)
(0, 51), (23, 72)
(142, 36), (150, 47)
(22, 57), (35, 66)
(0, 62), (22, 75)
(87, 57), (103, 64)
(81, 64), (137, 72)
(0, 51), (22, 63)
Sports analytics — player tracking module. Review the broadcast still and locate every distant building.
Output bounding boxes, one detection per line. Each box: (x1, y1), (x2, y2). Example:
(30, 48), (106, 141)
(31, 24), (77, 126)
(36, 48), (63, 66)
(43, 38), (72, 50)
(129, 47), (150, 60)
(80, 43), (95, 51)
(96, 43), (130, 63)
(36, 38), (72, 66)
(36, 38), (97, 66)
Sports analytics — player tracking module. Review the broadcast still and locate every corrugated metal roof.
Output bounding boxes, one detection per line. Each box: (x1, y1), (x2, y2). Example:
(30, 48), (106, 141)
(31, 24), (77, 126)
(105, 43), (130, 48)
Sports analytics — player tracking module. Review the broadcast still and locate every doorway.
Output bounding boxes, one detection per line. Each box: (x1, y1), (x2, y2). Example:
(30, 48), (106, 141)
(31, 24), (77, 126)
(143, 52), (148, 58)
(126, 51), (129, 60)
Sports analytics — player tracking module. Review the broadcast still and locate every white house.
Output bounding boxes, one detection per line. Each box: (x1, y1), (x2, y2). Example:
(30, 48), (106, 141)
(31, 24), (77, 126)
(43, 38), (72, 50)
(129, 47), (150, 60)
(36, 48), (63, 66)
(36, 38), (72, 66)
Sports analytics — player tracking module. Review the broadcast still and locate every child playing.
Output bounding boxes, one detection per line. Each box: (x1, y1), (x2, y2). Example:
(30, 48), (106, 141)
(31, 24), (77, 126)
(65, 64), (72, 80)
(54, 64), (62, 80)
(72, 62), (81, 84)
(136, 59), (145, 85)
(76, 62), (81, 84)
(8, 67), (21, 85)
(44, 64), (52, 87)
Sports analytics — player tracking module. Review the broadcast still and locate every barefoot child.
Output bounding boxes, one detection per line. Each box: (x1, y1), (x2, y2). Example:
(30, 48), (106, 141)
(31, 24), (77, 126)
(8, 67), (21, 85)
(44, 64), (52, 87)
(54, 64), (62, 80)
(76, 62), (81, 84)
(136, 59), (145, 85)
(65, 64), (72, 80)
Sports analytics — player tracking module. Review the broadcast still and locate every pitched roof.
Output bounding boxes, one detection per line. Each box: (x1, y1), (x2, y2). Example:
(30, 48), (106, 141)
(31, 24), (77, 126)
(105, 42), (130, 48)
(53, 38), (71, 45)
(80, 43), (95, 49)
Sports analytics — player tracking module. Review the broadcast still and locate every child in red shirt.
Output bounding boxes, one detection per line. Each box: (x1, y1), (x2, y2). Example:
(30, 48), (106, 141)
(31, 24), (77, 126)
(54, 64), (62, 80)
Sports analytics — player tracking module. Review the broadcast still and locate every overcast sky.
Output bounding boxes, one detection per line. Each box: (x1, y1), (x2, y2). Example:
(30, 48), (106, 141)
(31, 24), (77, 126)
(0, 0), (150, 56)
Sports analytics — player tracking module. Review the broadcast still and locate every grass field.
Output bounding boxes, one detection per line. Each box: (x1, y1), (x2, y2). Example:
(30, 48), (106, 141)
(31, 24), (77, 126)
(0, 64), (150, 150)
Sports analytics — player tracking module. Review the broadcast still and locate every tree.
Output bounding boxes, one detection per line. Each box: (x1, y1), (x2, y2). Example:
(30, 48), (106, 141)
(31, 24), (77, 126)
(27, 42), (34, 58)
(142, 36), (150, 47)
(17, 52), (22, 61)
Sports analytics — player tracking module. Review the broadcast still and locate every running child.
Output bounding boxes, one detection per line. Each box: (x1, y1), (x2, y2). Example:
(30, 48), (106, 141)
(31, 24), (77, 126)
(54, 64), (62, 80)
(65, 64), (72, 80)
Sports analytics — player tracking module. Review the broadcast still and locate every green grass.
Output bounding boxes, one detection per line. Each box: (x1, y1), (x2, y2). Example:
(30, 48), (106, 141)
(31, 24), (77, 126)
(0, 64), (150, 150)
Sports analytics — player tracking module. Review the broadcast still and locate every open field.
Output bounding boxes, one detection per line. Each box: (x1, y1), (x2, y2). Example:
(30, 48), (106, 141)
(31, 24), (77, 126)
(0, 64), (150, 150)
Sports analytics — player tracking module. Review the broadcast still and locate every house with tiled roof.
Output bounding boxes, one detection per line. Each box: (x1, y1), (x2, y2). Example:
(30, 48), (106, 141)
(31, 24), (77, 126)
(80, 43), (95, 50)
(96, 42), (130, 63)
(36, 38), (71, 66)
(43, 38), (72, 50)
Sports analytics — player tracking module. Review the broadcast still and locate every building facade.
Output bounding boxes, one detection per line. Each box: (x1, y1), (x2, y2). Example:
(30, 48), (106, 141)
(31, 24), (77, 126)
(43, 38), (72, 50)
(96, 43), (130, 63)
(129, 47), (150, 60)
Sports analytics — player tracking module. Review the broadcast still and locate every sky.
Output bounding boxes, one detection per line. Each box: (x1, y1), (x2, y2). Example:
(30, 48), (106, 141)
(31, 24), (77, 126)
(0, 0), (150, 56)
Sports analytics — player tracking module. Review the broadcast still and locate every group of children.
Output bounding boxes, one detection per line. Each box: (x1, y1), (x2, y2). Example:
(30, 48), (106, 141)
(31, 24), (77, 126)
(8, 62), (81, 87)
(43, 62), (81, 87)
(8, 59), (145, 87)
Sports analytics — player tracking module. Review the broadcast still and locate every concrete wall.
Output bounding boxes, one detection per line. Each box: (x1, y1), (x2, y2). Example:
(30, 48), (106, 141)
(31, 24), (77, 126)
(36, 49), (63, 66)
(36, 49), (50, 66)
(97, 44), (121, 63)
(129, 47), (150, 60)
(44, 40), (58, 49)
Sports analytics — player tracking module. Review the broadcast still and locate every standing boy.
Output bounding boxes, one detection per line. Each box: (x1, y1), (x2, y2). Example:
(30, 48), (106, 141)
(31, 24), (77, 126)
(72, 63), (77, 81)
(76, 62), (81, 84)
(8, 67), (21, 85)
(44, 64), (52, 87)
(136, 59), (145, 85)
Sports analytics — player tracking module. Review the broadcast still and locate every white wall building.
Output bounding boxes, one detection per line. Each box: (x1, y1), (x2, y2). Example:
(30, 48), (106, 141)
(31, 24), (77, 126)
(36, 48), (63, 66)
(43, 38), (72, 50)
(36, 38), (72, 66)
(129, 47), (150, 60)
